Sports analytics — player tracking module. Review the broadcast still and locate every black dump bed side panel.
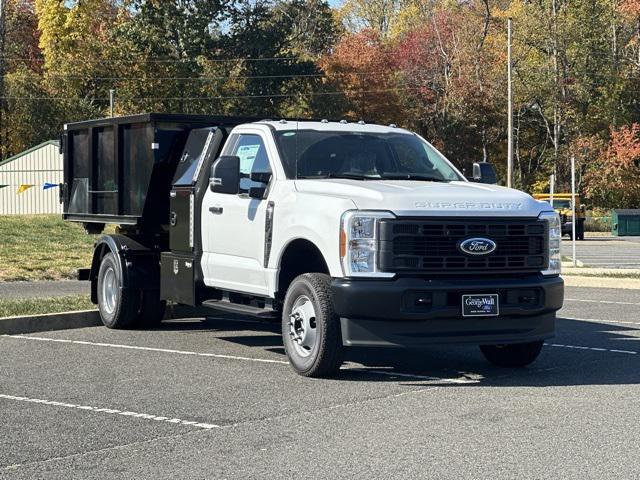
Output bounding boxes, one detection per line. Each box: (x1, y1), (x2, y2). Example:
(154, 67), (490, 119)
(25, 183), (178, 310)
(62, 113), (258, 228)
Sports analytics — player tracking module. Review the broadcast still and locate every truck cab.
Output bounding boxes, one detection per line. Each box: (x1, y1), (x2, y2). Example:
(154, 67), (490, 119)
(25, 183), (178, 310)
(62, 114), (564, 377)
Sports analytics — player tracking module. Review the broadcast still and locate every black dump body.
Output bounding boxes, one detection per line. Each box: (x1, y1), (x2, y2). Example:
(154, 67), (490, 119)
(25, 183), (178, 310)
(61, 113), (256, 229)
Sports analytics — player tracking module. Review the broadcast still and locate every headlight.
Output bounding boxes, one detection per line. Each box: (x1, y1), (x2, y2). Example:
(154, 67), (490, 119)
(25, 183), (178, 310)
(340, 210), (395, 277)
(539, 211), (561, 276)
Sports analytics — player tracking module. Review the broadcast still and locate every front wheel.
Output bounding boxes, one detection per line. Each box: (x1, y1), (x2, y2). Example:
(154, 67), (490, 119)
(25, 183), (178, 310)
(282, 273), (343, 378)
(480, 341), (544, 368)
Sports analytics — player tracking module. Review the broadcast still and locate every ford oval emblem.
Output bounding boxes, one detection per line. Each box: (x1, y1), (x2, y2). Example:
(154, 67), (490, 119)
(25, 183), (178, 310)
(458, 237), (497, 256)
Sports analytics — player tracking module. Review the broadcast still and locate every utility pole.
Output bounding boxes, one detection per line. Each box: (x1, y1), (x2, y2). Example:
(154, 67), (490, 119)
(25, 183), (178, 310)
(109, 89), (115, 117)
(507, 17), (514, 189)
(571, 155), (577, 266)
(0, 0), (7, 160)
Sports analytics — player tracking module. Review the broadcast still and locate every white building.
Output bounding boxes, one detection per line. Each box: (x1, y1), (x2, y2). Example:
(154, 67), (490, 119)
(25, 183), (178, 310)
(0, 140), (62, 215)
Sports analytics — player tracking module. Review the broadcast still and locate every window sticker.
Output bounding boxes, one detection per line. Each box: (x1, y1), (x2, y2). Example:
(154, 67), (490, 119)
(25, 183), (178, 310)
(237, 144), (261, 173)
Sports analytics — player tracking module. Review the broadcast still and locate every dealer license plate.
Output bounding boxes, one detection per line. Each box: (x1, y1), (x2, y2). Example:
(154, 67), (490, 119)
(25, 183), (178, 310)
(461, 294), (499, 317)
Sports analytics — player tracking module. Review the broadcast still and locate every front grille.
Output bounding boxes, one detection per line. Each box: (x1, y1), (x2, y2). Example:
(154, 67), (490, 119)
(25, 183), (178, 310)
(378, 218), (547, 274)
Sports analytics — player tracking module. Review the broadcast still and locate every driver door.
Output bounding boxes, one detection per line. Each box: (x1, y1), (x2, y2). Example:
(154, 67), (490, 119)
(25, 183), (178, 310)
(201, 131), (272, 296)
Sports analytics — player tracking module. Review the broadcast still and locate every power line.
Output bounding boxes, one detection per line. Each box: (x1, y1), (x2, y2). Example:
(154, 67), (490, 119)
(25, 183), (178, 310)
(0, 86), (421, 102)
(0, 56), (303, 64)
(37, 71), (406, 81)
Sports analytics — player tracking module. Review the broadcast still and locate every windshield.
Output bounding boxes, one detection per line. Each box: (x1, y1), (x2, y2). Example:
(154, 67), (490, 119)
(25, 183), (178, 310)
(274, 130), (463, 182)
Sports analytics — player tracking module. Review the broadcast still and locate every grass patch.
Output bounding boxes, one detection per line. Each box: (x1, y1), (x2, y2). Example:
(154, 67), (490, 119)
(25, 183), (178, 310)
(0, 295), (95, 318)
(0, 215), (113, 281)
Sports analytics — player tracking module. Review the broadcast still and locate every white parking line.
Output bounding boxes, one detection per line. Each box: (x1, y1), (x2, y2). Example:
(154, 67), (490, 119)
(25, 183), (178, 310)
(1, 335), (289, 365)
(1, 334), (473, 384)
(0, 393), (221, 429)
(565, 298), (640, 306)
(545, 343), (638, 355)
(342, 367), (479, 384)
(559, 315), (640, 326)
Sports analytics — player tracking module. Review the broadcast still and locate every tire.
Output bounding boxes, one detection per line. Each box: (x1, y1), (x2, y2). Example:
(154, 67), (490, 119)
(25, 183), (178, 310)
(480, 341), (544, 368)
(282, 273), (343, 377)
(97, 252), (141, 329)
(136, 289), (166, 328)
(577, 220), (585, 240)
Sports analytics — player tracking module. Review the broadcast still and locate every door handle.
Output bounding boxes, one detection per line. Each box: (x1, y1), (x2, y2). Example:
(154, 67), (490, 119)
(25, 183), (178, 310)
(209, 206), (224, 215)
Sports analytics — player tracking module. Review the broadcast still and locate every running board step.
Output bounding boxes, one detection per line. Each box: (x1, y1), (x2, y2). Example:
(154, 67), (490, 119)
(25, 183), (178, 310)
(201, 299), (278, 319)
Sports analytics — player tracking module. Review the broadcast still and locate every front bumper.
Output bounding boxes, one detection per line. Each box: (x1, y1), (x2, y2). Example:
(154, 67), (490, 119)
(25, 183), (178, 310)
(331, 275), (564, 347)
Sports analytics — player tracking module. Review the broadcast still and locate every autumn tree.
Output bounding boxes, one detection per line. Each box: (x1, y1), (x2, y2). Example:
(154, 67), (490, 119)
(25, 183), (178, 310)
(320, 28), (398, 123)
(0, 0), (43, 157)
(583, 124), (640, 208)
(338, 0), (401, 37)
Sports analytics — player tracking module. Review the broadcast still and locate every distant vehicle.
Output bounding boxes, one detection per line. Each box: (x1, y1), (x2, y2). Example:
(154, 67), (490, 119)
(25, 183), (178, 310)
(61, 114), (564, 377)
(533, 193), (585, 240)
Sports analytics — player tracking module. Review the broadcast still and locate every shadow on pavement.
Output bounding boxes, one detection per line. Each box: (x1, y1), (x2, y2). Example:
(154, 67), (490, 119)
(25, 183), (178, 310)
(150, 313), (639, 387)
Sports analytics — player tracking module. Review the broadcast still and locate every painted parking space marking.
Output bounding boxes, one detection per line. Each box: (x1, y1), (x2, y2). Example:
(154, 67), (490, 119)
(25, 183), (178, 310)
(1, 334), (289, 365)
(342, 367), (480, 384)
(565, 298), (640, 306)
(560, 315), (640, 326)
(0, 394), (221, 429)
(1, 334), (476, 384)
(545, 343), (637, 355)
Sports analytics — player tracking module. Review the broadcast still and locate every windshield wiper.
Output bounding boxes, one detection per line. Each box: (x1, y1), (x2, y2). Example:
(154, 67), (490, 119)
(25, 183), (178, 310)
(380, 174), (449, 182)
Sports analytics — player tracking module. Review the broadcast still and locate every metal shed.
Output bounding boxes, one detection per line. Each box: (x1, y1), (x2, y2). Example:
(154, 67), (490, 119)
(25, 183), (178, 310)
(0, 141), (62, 215)
(612, 209), (640, 236)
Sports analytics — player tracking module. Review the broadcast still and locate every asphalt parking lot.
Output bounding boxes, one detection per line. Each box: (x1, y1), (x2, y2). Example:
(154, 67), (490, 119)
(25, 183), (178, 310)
(561, 236), (640, 268)
(1, 285), (639, 479)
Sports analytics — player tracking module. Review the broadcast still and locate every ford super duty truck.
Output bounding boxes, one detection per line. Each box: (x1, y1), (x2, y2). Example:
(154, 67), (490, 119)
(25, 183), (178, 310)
(61, 113), (564, 377)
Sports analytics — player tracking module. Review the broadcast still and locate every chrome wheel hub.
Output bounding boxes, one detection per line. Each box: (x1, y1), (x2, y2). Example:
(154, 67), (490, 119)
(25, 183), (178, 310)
(102, 266), (117, 314)
(288, 295), (317, 357)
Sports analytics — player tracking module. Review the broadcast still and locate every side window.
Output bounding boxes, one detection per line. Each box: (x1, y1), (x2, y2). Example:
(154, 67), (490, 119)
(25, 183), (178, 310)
(232, 134), (271, 192)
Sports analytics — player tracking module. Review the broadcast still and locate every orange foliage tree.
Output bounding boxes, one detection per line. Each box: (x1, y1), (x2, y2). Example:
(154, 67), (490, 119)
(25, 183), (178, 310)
(583, 124), (640, 208)
(319, 29), (399, 123)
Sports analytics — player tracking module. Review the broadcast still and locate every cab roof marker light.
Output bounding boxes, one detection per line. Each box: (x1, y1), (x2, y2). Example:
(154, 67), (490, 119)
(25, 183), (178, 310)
(389, 123), (397, 128)
(321, 119), (329, 123)
(340, 119), (348, 124)
(279, 119), (287, 124)
(358, 120), (366, 125)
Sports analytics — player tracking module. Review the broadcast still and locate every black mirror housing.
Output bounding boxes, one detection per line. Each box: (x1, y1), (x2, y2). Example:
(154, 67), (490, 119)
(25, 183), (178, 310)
(248, 186), (268, 199)
(472, 162), (498, 185)
(250, 171), (272, 184)
(210, 156), (240, 194)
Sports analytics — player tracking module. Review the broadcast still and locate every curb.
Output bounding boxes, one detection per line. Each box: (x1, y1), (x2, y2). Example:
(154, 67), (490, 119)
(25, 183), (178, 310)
(563, 275), (640, 290)
(563, 267), (640, 276)
(0, 310), (101, 335)
(0, 305), (216, 335)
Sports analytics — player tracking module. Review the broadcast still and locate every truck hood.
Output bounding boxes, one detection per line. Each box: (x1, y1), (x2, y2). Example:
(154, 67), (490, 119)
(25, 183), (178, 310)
(294, 179), (549, 217)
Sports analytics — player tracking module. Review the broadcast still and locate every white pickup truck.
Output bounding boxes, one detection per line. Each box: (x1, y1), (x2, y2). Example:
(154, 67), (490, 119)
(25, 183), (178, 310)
(62, 114), (564, 377)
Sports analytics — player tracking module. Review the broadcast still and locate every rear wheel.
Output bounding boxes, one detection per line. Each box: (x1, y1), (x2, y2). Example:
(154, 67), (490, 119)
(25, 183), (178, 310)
(97, 253), (140, 329)
(282, 273), (343, 377)
(480, 341), (544, 367)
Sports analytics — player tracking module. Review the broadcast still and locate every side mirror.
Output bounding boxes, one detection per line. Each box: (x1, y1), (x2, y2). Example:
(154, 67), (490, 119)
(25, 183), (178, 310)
(250, 171), (272, 184)
(210, 156), (240, 194)
(472, 162), (497, 185)
(248, 171), (272, 200)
